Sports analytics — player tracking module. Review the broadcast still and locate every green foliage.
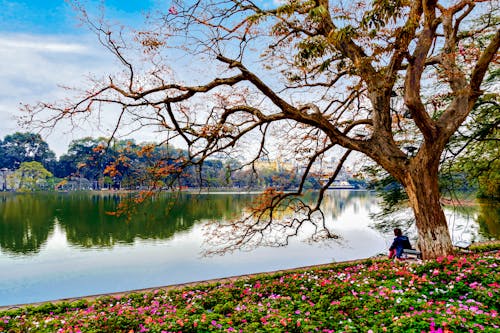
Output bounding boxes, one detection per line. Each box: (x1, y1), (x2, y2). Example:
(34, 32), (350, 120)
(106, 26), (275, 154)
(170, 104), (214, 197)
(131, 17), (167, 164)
(449, 71), (500, 199)
(56, 137), (114, 180)
(247, 12), (266, 25)
(0, 132), (56, 171)
(364, 165), (412, 232)
(276, 2), (296, 17)
(367, 170), (481, 234)
(369, 174), (408, 213)
(307, 5), (327, 23)
(296, 36), (329, 67)
(8, 161), (53, 192)
(361, 0), (408, 29)
(328, 25), (357, 43)
(469, 240), (500, 253)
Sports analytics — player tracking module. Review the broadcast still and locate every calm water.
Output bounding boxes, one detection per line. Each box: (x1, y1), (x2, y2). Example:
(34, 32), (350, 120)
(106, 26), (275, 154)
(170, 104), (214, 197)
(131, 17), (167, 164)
(0, 191), (498, 306)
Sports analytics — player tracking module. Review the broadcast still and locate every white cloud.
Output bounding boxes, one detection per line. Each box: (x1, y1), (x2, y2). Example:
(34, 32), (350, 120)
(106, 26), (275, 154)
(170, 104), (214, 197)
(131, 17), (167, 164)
(0, 31), (255, 158)
(0, 32), (208, 157)
(0, 36), (89, 53)
(0, 33), (115, 156)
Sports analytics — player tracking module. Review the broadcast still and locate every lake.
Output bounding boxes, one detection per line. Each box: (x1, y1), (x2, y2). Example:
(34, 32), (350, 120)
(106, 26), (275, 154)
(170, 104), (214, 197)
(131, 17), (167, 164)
(0, 191), (498, 306)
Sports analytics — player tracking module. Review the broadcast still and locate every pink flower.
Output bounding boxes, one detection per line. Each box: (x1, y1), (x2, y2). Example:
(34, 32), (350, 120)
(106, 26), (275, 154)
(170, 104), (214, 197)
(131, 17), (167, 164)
(459, 43), (466, 56)
(168, 5), (178, 15)
(469, 282), (479, 289)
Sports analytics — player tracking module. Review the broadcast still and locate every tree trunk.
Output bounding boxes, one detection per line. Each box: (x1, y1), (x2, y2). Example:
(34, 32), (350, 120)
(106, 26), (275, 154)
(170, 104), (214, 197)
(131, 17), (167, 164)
(403, 158), (454, 260)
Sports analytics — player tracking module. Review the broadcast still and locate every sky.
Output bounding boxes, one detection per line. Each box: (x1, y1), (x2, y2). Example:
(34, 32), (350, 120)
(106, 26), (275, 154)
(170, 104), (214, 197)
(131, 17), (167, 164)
(0, 0), (160, 156)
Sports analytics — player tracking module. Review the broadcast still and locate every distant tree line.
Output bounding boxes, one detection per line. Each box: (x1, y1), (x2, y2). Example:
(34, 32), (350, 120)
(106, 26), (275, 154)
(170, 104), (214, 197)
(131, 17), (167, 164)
(0, 132), (321, 191)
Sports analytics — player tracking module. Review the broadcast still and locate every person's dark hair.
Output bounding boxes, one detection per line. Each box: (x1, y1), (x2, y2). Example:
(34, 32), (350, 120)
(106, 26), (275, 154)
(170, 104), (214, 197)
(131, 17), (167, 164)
(394, 228), (402, 236)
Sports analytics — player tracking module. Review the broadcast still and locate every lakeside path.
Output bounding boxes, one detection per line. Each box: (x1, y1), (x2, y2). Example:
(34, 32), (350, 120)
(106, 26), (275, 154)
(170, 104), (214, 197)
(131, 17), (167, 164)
(1, 242), (499, 332)
(0, 260), (359, 312)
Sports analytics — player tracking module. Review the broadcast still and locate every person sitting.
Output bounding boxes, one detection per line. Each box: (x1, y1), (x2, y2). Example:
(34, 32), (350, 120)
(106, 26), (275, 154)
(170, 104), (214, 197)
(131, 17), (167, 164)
(388, 228), (412, 259)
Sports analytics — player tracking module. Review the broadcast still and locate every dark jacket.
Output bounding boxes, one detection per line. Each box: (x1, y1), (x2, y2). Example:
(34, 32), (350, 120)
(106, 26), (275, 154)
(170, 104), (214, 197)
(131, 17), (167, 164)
(389, 235), (412, 258)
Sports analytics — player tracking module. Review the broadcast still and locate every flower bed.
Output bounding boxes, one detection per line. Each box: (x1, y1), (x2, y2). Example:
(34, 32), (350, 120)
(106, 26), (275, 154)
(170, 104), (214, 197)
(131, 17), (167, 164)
(1, 251), (499, 332)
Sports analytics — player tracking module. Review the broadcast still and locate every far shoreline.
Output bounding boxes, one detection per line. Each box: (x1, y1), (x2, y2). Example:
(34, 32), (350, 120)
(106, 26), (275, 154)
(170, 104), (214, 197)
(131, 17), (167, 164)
(1, 187), (372, 195)
(3, 189), (496, 208)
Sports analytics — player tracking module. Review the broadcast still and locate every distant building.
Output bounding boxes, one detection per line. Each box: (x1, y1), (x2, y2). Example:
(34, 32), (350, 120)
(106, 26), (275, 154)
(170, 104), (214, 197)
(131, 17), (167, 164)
(57, 177), (93, 191)
(250, 158), (297, 173)
(0, 168), (14, 191)
(253, 159), (279, 172)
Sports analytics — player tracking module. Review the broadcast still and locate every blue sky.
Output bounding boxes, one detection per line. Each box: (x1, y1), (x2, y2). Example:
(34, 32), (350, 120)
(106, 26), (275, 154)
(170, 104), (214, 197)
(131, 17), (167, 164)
(0, 0), (280, 156)
(0, 1), (161, 155)
(0, 0), (155, 34)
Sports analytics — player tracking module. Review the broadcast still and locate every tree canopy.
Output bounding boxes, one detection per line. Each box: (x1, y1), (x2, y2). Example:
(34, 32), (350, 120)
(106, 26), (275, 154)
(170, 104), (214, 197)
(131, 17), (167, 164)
(0, 132), (56, 171)
(7, 161), (53, 192)
(446, 69), (500, 199)
(24, 0), (499, 258)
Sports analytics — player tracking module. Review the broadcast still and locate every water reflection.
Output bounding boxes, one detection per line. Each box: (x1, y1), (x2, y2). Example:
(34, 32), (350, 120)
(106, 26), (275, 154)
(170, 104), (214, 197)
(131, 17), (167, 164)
(0, 192), (498, 256)
(319, 190), (376, 220)
(0, 192), (256, 254)
(0, 194), (55, 255)
(477, 201), (500, 238)
(0, 191), (498, 306)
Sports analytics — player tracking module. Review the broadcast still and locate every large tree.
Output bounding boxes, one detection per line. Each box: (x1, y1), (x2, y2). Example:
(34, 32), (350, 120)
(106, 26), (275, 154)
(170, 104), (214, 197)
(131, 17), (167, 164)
(0, 132), (56, 171)
(26, 0), (499, 258)
(56, 137), (114, 181)
(7, 161), (53, 192)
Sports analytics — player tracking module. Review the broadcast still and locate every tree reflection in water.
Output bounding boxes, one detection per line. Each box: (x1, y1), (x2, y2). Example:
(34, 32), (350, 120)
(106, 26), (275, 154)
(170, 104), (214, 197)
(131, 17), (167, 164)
(0, 192), (497, 256)
(477, 201), (500, 239)
(0, 193), (255, 254)
(0, 194), (55, 255)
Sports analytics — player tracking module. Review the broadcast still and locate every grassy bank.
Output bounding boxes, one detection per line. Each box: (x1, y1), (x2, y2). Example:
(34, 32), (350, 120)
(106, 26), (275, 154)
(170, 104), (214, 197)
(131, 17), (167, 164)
(1, 246), (499, 333)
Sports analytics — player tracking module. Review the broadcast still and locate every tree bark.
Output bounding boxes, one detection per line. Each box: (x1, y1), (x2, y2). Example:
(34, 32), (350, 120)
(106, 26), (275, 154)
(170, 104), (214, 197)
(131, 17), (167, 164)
(402, 154), (454, 259)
